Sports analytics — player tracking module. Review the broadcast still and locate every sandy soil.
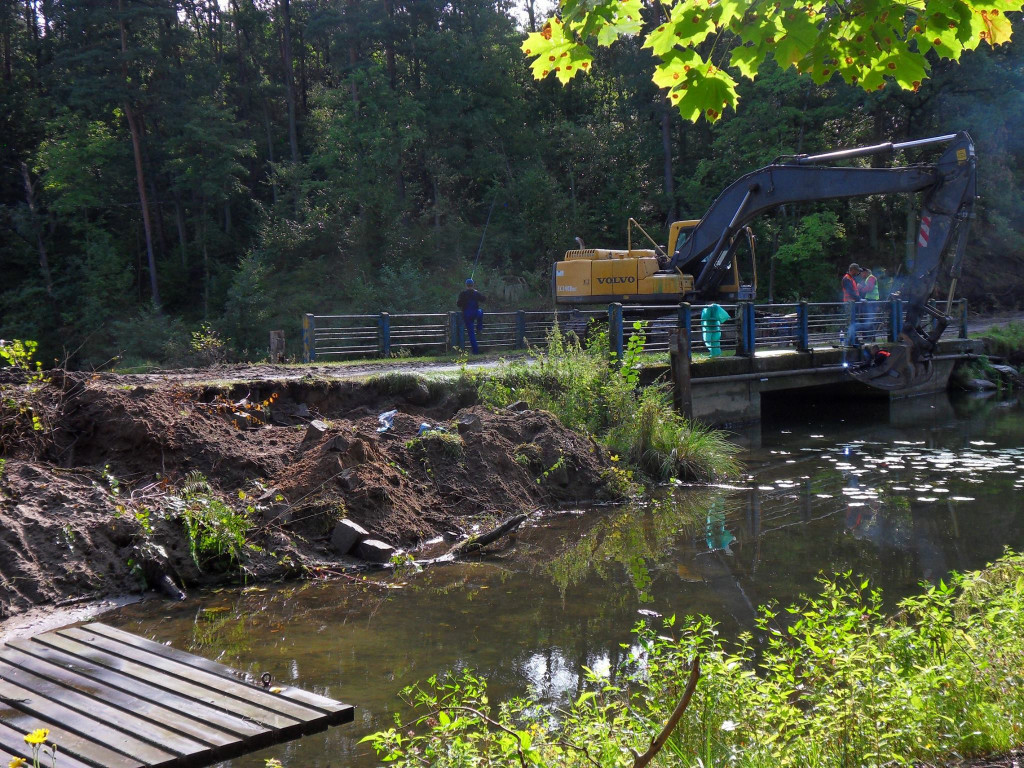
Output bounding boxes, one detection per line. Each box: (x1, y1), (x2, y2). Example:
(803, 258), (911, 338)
(0, 370), (620, 625)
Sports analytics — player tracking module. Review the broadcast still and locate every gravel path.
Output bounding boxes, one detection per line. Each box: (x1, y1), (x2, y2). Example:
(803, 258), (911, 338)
(106, 313), (1023, 386)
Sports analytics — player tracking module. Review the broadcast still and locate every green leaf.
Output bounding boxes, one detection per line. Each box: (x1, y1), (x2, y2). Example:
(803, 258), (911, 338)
(773, 13), (820, 67)
(652, 49), (704, 89)
(522, 19), (593, 82)
(672, 66), (738, 123)
(881, 49), (928, 90)
(729, 44), (766, 80)
(575, 691), (597, 707)
(644, 18), (683, 57)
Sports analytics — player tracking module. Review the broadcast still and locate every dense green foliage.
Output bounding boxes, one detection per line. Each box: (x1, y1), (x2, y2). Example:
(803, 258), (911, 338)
(526, 0), (1022, 122)
(364, 550), (1024, 767)
(1, 2), (1022, 367)
(478, 325), (741, 480)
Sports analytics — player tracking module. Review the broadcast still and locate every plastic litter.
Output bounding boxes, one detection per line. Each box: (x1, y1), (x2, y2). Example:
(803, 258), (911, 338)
(377, 409), (398, 433)
(417, 422), (447, 436)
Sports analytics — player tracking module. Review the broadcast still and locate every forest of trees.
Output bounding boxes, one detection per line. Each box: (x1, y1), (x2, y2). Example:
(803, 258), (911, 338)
(1, 0), (1021, 366)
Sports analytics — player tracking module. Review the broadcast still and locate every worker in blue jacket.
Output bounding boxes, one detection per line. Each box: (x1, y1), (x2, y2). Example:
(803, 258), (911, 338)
(457, 279), (486, 354)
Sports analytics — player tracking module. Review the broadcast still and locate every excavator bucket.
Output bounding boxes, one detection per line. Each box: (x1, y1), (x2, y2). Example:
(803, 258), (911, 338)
(848, 335), (936, 392)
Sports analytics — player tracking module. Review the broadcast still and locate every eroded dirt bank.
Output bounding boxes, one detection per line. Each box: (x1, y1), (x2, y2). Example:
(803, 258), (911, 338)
(0, 371), (620, 622)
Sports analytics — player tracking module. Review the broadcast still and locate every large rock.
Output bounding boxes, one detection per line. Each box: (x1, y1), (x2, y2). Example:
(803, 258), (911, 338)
(506, 400), (530, 412)
(259, 504), (292, 526)
(303, 419), (330, 443)
(964, 378), (997, 391)
(330, 519), (369, 555)
(325, 434), (352, 452)
(356, 538), (396, 563)
(456, 413), (482, 436)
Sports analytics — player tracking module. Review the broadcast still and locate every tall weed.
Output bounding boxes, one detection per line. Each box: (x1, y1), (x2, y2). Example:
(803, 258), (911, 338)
(478, 324), (739, 481)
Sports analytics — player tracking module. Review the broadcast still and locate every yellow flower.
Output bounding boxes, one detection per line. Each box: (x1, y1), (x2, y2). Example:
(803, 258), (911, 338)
(9, 757), (28, 768)
(23, 729), (49, 745)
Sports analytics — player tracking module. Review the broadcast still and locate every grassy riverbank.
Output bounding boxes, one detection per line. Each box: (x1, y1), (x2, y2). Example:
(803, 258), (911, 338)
(365, 550), (1024, 767)
(473, 327), (741, 482)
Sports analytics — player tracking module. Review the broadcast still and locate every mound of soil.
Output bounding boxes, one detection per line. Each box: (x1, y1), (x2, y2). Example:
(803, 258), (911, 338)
(0, 372), (620, 621)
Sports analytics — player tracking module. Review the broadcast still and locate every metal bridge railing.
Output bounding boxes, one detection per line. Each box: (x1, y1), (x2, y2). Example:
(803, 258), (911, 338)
(302, 298), (968, 363)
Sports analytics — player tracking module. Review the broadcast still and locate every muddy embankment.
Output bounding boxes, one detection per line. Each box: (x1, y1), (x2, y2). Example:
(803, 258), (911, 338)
(0, 371), (621, 622)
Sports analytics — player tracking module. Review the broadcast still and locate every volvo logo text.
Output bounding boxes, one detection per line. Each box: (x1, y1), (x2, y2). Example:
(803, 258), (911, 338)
(596, 276), (636, 285)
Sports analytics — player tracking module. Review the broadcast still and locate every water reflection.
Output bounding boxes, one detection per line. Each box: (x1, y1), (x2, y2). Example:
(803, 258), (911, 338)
(101, 392), (1024, 768)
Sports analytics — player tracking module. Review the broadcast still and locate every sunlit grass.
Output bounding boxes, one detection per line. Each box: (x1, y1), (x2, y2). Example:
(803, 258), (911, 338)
(477, 326), (741, 482)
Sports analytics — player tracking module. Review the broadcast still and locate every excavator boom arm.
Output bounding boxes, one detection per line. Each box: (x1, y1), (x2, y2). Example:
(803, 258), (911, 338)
(670, 132), (977, 305)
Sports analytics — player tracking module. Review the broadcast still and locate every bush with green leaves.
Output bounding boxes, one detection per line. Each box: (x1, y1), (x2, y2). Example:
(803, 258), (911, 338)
(364, 550), (1024, 767)
(1, 339), (50, 455)
(169, 472), (253, 571)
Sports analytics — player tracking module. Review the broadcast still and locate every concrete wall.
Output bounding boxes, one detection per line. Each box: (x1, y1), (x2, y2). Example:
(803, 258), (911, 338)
(651, 339), (980, 427)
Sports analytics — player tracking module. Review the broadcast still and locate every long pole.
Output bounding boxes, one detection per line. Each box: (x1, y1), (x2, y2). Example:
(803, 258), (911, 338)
(470, 189), (499, 279)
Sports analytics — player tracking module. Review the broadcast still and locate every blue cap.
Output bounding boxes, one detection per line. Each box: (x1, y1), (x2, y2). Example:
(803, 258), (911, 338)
(465, 278), (474, 286)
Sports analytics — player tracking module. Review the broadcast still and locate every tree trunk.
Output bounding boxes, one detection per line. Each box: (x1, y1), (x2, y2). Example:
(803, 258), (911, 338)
(201, 211), (210, 319)
(20, 161), (53, 296)
(263, 101), (279, 206)
(346, 0), (358, 107)
(298, 27), (307, 112)
(525, 0), (536, 31)
(3, 17), (11, 82)
(124, 103), (161, 308)
(383, 0), (396, 89)
(119, 0), (161, 308)
(174, 198), (188, 268)
(661, 103), (676, 227)
(279, 0), (299, 163)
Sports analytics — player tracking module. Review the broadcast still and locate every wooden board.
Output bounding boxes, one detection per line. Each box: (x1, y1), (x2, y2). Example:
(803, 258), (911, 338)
(0, 622), (354, 768)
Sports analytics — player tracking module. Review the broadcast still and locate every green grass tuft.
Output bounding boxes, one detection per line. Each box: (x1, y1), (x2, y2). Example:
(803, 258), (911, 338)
(406, 429), (465, 459)
(478, 325), (740, 482)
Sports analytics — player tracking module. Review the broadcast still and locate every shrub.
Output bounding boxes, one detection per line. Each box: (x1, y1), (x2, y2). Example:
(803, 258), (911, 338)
(364, 551), (1024, 768)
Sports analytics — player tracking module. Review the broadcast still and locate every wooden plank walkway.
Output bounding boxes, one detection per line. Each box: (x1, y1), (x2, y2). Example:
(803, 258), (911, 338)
(0, 622), (354, 768)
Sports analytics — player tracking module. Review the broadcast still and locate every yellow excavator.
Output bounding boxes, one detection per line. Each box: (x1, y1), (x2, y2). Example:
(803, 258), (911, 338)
(553, 218), (756, 305)
(552, 130), (978, 392)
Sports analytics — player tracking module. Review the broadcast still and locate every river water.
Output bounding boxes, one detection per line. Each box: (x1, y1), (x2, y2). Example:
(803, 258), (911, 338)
(103, 390), (1024, 768)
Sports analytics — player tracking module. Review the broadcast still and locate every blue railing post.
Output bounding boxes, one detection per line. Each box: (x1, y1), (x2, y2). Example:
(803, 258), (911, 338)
(515, 310), (527, 349)
(302, 313), (316, 362)
(678, 302), (692, 361)
(959, 298), (968, 339)
(797, 301), (810, 352)
(737, 301), (756, 356)
(378, 312), (391, 357)
(609, 303), (624, 364)
(889, 299), (903, 342)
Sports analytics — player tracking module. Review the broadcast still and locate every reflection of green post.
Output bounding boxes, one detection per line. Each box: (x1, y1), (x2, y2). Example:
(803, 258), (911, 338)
(706, 497), (735, 552)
